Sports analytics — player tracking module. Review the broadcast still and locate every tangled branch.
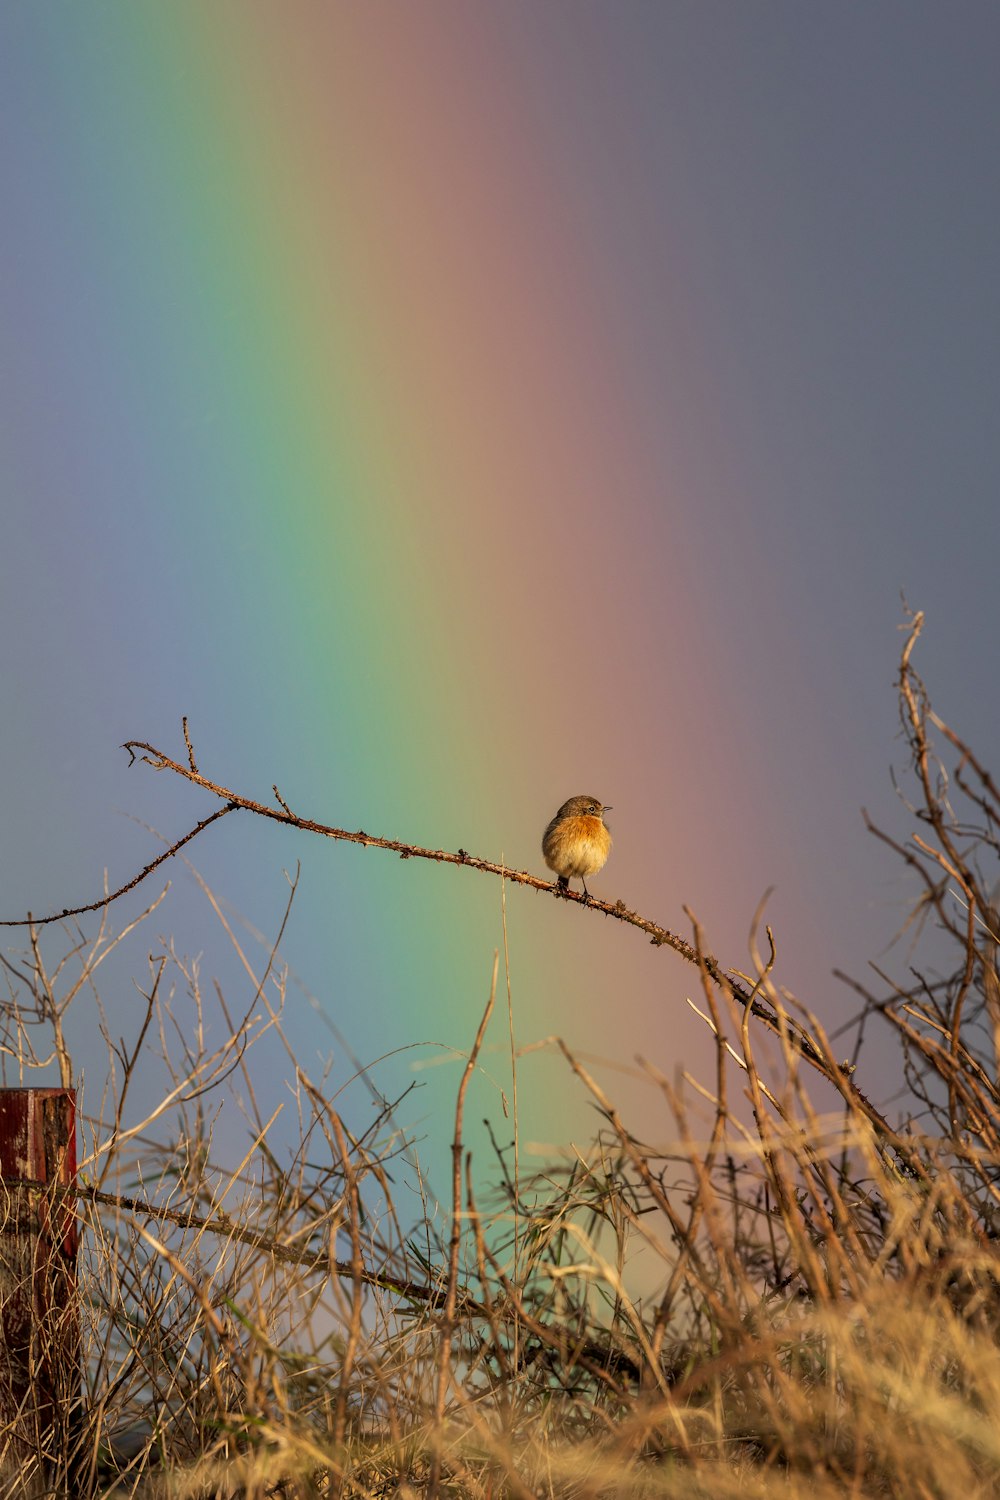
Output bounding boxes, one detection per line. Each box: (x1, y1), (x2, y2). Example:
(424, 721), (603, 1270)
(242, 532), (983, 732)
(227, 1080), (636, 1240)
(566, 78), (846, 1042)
(0, 723), (910, 1166)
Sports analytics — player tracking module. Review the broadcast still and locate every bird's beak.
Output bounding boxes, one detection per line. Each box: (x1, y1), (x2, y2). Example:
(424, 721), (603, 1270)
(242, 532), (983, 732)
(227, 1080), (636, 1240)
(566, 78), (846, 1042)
(603, 805), (613, 812)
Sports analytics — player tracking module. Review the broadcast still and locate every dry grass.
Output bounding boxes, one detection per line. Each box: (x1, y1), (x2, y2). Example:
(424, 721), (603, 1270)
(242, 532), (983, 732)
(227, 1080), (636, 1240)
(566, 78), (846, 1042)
(1, 610), (998, 1498)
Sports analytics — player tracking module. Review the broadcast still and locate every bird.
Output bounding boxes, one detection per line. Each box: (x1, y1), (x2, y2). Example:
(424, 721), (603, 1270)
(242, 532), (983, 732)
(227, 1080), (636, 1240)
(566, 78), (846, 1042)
(542, 795), (612, 898)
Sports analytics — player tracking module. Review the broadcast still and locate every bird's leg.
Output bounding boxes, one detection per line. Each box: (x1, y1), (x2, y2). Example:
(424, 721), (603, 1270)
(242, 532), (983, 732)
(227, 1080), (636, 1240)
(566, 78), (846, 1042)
(581, 878), (590, 898)
(556, 875), (569, 894)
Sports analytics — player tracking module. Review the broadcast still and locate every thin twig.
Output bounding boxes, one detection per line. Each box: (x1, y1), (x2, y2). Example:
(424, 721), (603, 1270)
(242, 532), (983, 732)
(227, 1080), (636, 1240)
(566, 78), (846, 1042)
(0, 802), (238, 929)
(429, 954), (497, 1497)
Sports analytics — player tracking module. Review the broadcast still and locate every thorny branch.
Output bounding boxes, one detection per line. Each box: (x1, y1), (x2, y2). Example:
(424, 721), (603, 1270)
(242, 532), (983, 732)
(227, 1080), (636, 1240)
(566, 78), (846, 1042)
(0, 732), (913, 1169)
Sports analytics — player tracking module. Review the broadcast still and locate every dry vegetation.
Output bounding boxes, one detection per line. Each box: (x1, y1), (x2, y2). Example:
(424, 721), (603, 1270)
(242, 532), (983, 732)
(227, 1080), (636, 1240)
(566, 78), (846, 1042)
(1, 610), (999, 1498)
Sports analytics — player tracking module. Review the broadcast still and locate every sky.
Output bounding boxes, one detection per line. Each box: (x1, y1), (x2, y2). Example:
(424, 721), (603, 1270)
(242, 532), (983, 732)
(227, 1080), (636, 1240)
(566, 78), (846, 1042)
(2, 3), (998, 1202)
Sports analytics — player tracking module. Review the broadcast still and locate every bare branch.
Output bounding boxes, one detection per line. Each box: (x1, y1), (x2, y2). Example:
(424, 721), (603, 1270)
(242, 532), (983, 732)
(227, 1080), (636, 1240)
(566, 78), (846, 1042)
(0, 728), (912, 1170)
(0, 802), (238, 930)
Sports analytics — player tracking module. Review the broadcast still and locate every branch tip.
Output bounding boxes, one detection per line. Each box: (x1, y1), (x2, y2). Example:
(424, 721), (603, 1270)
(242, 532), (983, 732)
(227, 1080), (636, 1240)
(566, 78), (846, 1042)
(182, 716), (198, 773)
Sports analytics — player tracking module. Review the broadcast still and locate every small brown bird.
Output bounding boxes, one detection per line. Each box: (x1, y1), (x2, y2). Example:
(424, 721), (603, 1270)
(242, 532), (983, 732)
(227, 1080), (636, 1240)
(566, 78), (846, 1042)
(542, 795), (612, 898)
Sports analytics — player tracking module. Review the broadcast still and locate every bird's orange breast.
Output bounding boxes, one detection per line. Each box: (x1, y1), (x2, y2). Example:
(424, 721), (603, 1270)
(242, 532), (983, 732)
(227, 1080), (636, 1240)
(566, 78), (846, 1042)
(542, 815), (612, 878)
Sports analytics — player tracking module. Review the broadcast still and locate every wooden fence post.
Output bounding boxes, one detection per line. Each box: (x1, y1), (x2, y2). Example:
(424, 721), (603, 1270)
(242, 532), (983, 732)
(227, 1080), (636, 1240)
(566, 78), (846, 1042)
(0, 1090), (80, 1497)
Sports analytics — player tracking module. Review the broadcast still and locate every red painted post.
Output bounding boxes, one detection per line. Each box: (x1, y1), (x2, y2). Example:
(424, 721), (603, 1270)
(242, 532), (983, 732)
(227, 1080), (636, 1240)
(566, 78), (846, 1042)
(0, 1090), (80, 1496)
